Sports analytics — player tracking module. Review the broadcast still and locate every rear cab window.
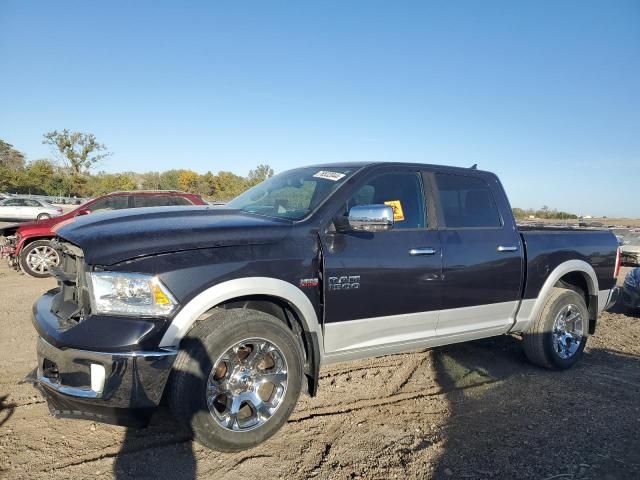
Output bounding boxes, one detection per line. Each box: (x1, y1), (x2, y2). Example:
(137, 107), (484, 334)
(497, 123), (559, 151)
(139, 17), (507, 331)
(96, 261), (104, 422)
(435, 173), (502, 228)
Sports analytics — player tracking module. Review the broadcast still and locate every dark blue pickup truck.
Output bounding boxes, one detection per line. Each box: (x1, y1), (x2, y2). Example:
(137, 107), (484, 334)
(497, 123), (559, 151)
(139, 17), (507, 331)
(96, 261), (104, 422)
(31, 162), (620, 451)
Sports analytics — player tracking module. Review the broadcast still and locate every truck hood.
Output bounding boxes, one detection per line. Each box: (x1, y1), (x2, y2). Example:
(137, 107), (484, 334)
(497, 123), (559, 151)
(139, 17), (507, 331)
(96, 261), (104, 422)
(56, 206), (292, 265)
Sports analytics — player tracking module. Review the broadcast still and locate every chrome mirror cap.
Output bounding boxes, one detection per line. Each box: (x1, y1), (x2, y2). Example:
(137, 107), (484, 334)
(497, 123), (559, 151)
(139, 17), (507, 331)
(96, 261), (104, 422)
(348, 204), (394, 232)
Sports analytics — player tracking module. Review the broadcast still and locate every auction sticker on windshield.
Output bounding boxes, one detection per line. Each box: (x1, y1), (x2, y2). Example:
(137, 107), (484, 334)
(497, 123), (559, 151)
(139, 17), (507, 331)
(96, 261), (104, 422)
(313, 171), (346, 181)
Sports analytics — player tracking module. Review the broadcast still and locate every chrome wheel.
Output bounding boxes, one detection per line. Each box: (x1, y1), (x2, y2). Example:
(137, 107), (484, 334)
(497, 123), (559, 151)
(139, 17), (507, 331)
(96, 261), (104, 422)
(207, 338), (288, 432)
(26, 245), (59, 274)
(552, 304), (584, 359)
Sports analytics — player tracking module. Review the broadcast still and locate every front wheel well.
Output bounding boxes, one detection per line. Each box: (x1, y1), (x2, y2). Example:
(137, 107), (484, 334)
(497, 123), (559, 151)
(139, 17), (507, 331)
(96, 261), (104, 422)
(201, 295), (320, 396)
(554, 271), (597, 334)
(18, 236), (55, 253)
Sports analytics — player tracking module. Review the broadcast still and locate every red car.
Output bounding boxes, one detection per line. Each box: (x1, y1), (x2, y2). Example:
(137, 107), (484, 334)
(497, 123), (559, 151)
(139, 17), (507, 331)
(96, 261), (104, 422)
(0, 191), (206, 277)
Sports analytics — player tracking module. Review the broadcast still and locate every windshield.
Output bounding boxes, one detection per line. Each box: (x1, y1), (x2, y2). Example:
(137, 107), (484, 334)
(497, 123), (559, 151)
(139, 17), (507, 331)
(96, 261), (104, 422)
(227, 167), (355, 220)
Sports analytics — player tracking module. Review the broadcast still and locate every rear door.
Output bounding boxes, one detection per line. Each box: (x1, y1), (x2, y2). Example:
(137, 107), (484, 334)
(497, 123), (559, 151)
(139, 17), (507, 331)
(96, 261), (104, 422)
(23, 199), (42, 219)
(321, 166), (442, 355)
(434, 172), (523, 336)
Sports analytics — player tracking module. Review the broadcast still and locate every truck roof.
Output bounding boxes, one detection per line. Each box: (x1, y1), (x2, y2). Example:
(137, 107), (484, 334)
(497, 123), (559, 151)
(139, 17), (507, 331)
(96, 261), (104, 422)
(304, 161), (493, 176)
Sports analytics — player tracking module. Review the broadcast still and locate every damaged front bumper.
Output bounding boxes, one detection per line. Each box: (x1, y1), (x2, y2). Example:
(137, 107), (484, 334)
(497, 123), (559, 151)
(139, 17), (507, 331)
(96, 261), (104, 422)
(31, 337), (177, 427)
(0, 234), (18, 268)
(30, 290), (177, 427)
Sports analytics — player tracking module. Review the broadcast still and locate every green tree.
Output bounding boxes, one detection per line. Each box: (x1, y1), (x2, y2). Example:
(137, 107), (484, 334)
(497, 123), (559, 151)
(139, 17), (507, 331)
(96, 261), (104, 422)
(0, 139), (26, 170)
(197, 171), (216, 196)
(139, 172), (162, 190)
(43, 130), (111, 175)
(159, 170), (181, 190)
(25, 159), (55, 194)
(247, 164), (274, 187)
(210, 171), (247, 201)
(86, 172), (136, 196)
(47, 173), (72, 196)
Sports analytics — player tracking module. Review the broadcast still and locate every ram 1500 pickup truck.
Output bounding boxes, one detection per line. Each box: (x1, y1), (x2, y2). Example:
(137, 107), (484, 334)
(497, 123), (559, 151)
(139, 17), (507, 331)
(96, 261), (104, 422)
(30, 163), (620, 451)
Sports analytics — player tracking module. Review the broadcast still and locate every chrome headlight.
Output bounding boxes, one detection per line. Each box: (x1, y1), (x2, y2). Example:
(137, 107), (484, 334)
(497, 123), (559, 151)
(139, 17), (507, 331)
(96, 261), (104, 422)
(88, 272), (177, 317)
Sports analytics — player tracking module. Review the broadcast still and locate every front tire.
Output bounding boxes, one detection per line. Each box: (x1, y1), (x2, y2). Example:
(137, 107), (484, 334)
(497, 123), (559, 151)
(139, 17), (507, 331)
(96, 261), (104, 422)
(523, 287), (588, 369)
(168, 309), (304, 452)
(19, 240), (60, 278)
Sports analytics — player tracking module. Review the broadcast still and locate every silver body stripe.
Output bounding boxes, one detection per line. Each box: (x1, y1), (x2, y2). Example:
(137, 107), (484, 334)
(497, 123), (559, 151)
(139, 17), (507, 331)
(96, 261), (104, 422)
(159, 261), (612, 367)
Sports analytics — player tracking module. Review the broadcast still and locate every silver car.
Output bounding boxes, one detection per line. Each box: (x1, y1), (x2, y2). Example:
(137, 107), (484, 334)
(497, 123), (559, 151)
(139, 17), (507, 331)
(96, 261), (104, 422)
(0, 197), (63, 221)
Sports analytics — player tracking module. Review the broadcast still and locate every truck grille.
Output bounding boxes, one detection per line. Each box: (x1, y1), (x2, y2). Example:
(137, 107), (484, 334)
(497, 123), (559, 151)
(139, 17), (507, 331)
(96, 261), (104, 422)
(50, 240), (91, 324)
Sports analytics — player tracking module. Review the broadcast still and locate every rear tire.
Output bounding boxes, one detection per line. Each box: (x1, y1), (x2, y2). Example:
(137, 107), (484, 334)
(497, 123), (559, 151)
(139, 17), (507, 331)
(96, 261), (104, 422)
(168, 309), (304, 452)
(37, 213), (51, 220)
(19, 240), (59, 278)
(523, 287), (588, 369)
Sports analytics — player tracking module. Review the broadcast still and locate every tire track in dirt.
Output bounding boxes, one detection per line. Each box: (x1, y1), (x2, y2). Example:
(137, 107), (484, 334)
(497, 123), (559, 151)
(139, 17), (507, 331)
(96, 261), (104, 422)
(23, 369), (499, 477)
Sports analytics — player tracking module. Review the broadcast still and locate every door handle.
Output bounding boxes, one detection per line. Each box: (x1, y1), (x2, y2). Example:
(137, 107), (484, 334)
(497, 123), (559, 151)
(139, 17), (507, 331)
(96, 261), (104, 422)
(497, 245), (518, 252)
(409, 247), (437, 256)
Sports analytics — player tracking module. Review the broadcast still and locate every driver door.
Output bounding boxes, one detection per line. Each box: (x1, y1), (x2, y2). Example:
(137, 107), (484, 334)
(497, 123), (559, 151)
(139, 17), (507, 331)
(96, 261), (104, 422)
(320, 167), (442, 356)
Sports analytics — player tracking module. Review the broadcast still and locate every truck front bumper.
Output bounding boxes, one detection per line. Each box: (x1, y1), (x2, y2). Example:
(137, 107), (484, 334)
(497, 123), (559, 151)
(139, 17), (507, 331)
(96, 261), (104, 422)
(32, 336), (176, 426)
(30, 285), (178, 427)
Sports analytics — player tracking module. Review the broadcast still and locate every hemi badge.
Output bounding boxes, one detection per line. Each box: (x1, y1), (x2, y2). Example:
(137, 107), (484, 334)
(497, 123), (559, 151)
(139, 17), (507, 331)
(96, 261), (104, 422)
(299, 278), (319, 288)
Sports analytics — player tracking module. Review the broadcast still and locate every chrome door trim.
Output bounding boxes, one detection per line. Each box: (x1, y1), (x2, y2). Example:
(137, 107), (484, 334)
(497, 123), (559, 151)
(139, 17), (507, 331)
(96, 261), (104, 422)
(408, 247), (437, 256)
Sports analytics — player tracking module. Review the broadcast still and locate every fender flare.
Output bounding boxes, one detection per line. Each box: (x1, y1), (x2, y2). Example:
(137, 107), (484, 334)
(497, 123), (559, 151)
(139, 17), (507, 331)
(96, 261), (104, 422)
(511, 260), (599, 334)
(16, 234), (56, 255)
(159, 277), (323, 360)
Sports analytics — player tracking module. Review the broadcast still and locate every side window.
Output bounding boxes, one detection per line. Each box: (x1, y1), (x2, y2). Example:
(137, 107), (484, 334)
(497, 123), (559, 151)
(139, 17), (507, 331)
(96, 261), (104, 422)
(25, 199), (40, 207)
(3, 199), (25, 206)
(88, 196), (130, 213)
(346, 171), (426, 229)
(170, 196), (193, 206)
(134, 195), (173, 208)
(133, 195), (195, 207)
(435, 174), (502, 228)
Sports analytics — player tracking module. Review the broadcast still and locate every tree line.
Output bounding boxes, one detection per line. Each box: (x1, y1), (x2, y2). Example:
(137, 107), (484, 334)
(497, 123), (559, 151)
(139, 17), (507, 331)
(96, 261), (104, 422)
(512, 206), (579, 220)
(0, 132), (273, 201)
(2, 131), (581, 216)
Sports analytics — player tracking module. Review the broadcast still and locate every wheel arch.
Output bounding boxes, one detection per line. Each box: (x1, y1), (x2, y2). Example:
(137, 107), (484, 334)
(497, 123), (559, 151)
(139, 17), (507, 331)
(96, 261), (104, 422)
(159, 277), (323, 396)
(16, 234), (55, 255)
(512, 260), (599, 335)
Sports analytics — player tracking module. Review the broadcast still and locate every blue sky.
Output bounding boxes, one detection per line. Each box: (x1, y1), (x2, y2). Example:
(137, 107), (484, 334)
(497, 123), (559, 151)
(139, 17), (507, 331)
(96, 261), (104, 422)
(1, 1), (638, 216)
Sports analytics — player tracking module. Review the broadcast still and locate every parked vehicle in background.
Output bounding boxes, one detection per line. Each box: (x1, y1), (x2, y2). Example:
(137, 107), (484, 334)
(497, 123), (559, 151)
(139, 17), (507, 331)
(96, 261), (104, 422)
(0, 197), (62, 221)
(620, 238), (640, 266)
(621, 268), (640, 310)
(29, 162), (620, 452)
(0, 190), (206, 277)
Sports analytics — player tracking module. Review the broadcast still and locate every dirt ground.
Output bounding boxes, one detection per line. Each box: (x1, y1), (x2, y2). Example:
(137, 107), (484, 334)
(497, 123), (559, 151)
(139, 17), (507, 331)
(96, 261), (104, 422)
(0, 261), (639, 480)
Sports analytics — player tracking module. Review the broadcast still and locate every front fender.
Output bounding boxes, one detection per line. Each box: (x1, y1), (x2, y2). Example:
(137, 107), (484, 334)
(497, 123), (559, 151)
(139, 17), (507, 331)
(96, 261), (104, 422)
(159, 276), (323, 360)
(16, 234), (55, 255)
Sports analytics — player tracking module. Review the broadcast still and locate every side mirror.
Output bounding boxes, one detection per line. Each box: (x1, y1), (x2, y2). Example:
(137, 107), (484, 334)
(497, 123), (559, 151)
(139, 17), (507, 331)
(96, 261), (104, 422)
(345, 204), (394, 232)
(75, 208), (91, 217)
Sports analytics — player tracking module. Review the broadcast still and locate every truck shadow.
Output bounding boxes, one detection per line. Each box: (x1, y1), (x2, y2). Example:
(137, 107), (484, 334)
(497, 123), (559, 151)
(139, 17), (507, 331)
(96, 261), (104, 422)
(111, 331), (640, 479)
(113, 337), (213, 480)
(430, 334), (640, 479)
